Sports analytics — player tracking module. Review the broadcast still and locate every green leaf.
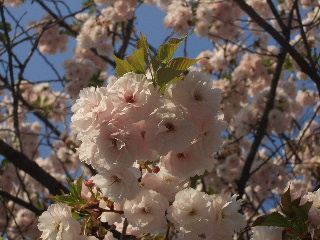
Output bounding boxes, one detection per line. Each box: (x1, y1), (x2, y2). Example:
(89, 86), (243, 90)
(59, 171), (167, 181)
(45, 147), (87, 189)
(252, 212), (292, 228)
(34, 95), (42, 108)
(281, 187), (292, 213)
(291, 196), (302, 208)
(1, 158), (11, 168)
(89, 69), (104, 87)
(76, 172), (84, 197)
(59, 29), (77, 37)
(113, 55), (136, 77)
(127, 48), (146, 73)
(36, 201), (46, 211)
(293, 201), (313, 222)
(156, 67), (185, 88)
(284, 58), (294, 71)
(69, 183), (80, 199)
(136, 32), (150, 65)
(54, 195), (79, 205)
(208, 186), (219, 195)
(0, 22), (12, 32)
(151, 55), (161, 73)
(136, 33), (149, 50)
(159, 75), (184, 94)
(168, 36), (187, 44)
(267, 68), (275, 75)
(167, 57), (201, 70)
(263, 58), (272, 66)
(82, 0), (97, 14)
(0, 32), (6, 42)
(68, 173), (84, 201)
(72, 212), (81, 220)
(157, 35), (186, 64)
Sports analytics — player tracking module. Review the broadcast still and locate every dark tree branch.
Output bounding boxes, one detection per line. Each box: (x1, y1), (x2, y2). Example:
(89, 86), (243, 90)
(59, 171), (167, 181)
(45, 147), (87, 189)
(0, 139), (69, 195)
(237, 49), (288, 199)
(35, 0), (78, 36)
(17, 94), (62, 138)
(236, 1), (297, 198)
(294, 1), (316, 68)
(35, 0), (116, 68)
(120, 218), (128, 240)
(116, 18), (135, 60)
(234, 0), (320, 94)
(266, 0), (287, 33)
(0, 190), (43, 216)
(0, 2), (23, 152)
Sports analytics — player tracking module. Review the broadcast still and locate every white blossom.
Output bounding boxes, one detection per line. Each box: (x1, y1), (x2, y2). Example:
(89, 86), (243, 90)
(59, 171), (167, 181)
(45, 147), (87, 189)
(38, 203), (81, 240)
(92, 167), (140, 203)
(123, 188), (169, 234)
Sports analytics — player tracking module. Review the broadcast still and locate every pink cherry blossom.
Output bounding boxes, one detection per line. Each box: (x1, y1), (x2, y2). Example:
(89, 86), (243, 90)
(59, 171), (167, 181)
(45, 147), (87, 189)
(123, 188), (169, 235)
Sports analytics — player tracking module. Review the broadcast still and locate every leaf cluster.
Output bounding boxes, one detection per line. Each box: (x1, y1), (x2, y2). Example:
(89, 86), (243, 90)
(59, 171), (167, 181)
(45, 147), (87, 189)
(114, 33), (201, 93)
(0, 22), (11, 43)
(252, 187), (313, 239)
(53, 172), (87, 205)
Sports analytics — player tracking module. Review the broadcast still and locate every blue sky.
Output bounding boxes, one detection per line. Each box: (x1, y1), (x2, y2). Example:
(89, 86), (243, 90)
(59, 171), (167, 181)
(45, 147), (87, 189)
(4, 1), (214, 83)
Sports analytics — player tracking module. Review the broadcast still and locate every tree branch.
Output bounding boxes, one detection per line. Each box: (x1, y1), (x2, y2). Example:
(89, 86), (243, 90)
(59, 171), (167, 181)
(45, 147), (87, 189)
(237, 49), (288, 199)
(0, 190), (43, 216)
(35, 0), (116, 68)
(234, 0), (320, 94)
(266, 0), (286, 33)
(120, 218), (128, 240)
(0, 139), (69, 195)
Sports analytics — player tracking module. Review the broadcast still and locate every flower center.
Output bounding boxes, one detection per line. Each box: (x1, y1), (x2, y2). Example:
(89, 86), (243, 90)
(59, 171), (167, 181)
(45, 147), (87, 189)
(189, 208), (196, 216)
(142, 206), (151, 213)
(176, 152), (186, 159)
(125, 94), (135, 103)
(194, 93), (203, 101)
(110, 175), (121, 186)
(165, 123), (175, 132)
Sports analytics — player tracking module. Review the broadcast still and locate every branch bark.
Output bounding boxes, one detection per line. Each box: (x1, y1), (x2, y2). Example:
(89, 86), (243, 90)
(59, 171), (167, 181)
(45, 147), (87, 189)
(0, 139), (70, 195)
(35, 0), (116, 68)
(237, 49), (288, 199)
(233, 0), (320, 94)
(0, 190), (43, 216)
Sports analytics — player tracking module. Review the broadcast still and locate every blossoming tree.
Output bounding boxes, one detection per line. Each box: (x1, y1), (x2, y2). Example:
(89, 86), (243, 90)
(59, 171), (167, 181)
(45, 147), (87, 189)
(0, 0), (319, 239)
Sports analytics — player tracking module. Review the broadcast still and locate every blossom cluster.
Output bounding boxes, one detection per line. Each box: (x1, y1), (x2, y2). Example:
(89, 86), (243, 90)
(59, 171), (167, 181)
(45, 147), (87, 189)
(29, 14), (69, 55)
(2, 0), (22, 7)
(63, 13), (115, 98)
(35, 70), (250, 239)
(2, 0), (320, 239)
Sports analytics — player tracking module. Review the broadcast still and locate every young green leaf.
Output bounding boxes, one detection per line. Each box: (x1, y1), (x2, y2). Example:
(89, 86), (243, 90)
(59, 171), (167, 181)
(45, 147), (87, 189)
(167, 57), (201, 70)
(159, 75), (184, 94)
(136, 32), (150, 64)
(157, 36), (186, 64)
(0, 33), (6, 42)
(113, 55), (136, 77)
(293, 201), (313, 222)
(0, 22), (12, 32)
(156, 68), (185, 88)
(76, 172), (84, 197)
(151, 55), (161, 73)
(54, 195), (80, 205)
(69, 182), (80, 200)
(281, 187), (292, 214)
(1, 158), (11, 168)
(88, 69), (104, 87)
(252, 212), (292, 228)
(127, 48), (146, 73)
